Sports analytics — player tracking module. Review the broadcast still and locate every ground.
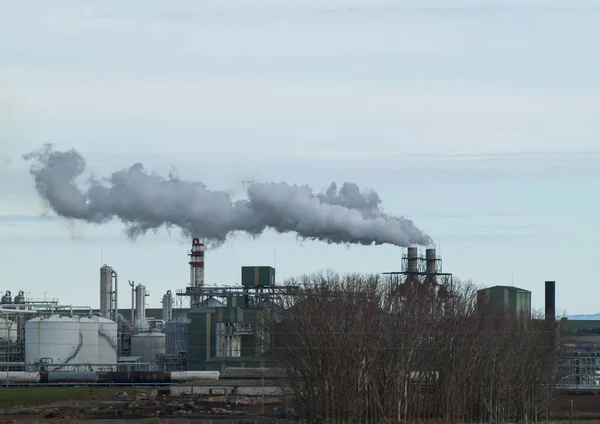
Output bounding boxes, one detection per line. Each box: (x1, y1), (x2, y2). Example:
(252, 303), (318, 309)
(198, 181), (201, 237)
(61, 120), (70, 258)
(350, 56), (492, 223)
(0, 389), (598, 422)
(0, 387), (285, 422)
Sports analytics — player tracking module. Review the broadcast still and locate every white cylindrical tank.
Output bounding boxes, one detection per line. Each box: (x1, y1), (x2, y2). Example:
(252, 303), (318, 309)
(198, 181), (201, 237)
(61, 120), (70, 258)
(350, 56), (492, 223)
(78, 316), (100, 366)
(131, 332), (165, 368)
(0, 318), (18, 342)
(26, 316), (81, 365)
(93, 316), (118, 367)
(25, 315), (118, 369)
(0, 372), (40, 383)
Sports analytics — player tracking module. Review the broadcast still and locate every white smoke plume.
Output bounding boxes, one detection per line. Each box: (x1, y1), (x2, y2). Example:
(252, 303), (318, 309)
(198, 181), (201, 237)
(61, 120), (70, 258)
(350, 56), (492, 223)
(23, 144), (432, 247)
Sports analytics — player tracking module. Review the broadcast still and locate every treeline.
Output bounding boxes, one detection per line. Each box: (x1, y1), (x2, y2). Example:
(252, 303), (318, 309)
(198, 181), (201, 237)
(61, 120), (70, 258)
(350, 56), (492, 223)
(269, 271), (563, 423)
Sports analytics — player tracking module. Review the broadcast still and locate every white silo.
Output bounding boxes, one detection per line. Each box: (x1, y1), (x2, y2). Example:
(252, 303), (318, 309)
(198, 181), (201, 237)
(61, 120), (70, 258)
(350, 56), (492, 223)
(131, 332), (165, 370)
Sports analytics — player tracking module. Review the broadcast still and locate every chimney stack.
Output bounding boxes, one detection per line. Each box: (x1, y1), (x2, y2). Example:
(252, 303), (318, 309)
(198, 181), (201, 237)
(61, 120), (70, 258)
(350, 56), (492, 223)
(405, 247), (419, 285)
(545, 281), (556, 321)
(425, 248), (437, 285)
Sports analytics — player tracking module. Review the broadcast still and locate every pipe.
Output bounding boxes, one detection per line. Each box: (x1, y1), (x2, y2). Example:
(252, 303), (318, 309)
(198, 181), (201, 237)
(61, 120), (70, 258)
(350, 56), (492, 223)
(0, 309), (38, 314)
(128, 280), (135, 325)
(111, 270), (118, 324)
(0, 304), (92, 315)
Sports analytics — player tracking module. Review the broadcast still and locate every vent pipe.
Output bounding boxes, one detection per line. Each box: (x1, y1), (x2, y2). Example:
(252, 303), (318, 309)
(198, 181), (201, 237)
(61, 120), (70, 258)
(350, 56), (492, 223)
(545, 281), (556, 321)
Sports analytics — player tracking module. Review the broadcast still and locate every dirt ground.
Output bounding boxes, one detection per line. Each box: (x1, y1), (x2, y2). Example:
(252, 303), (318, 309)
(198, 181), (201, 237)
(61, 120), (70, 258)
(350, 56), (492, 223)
(0, 387), (289, 422)
(1, 389), (599, 423)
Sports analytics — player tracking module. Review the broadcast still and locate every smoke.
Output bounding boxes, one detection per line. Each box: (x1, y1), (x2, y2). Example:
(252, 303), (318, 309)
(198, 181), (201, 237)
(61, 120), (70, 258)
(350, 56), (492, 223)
(23, 144), (432, 247)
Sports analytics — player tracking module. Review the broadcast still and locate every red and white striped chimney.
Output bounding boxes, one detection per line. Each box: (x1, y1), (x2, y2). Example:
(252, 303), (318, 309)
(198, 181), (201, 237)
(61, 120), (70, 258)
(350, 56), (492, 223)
(189, 238), (205, 290)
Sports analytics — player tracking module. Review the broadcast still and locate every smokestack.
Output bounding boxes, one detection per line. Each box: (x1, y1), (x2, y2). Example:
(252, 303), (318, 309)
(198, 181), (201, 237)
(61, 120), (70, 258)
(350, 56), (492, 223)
(425, 248), (437, 285)
(405, 247), (419, 285)
(545, 281), (556, 321)
(189, 238), (205, 309)
(22, 145), (433, 248)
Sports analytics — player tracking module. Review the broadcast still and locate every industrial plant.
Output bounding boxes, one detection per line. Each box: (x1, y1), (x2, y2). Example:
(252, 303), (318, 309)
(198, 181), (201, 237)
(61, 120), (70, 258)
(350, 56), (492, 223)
(0, 236), (595, 396)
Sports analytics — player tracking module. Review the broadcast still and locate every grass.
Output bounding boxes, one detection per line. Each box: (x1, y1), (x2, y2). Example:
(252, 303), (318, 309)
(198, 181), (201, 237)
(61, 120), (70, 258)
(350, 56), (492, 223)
(0, 387), (134, 408)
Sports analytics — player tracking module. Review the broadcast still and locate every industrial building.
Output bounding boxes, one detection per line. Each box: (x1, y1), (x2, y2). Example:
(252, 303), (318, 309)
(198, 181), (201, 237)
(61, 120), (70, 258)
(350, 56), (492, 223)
(476, 285), (532, 317)
(11, 238), (596, 393)
(0, 240), (457, 376)
(0, 237), (295, 374)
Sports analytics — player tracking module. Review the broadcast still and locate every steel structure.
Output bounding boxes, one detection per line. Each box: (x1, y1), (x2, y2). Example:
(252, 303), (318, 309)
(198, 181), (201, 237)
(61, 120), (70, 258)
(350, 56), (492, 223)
(176, 285), (299, 309)
(382, 247), (453, 297)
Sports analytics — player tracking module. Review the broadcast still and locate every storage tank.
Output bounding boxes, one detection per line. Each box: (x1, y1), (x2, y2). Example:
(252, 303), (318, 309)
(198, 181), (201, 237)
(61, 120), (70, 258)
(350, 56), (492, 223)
(0, 318), (18, 342)
(78, 316), (100, 366)
(25, 315), (117, 369)
(93, 316), (118, 367)
(131, 332), (165, 369)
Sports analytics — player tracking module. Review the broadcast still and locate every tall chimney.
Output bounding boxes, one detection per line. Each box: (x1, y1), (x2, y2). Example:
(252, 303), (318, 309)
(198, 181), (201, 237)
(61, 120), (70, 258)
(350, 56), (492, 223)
(189, 238), (205, 309)
(425, 248), (437, 285)
(545, 281), (556, 321)
(405, 247), (419, 285)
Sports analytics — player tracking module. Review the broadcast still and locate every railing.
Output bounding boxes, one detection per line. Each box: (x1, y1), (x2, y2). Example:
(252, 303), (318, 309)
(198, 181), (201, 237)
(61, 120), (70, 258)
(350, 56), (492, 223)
(52, 331), (84, 371)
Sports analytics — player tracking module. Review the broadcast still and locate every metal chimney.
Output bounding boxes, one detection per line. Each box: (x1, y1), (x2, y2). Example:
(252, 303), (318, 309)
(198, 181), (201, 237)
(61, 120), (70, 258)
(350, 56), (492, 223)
(405, 247), (419, 285)
(425, 248), (437, 285)
(545, 281), (556, 321)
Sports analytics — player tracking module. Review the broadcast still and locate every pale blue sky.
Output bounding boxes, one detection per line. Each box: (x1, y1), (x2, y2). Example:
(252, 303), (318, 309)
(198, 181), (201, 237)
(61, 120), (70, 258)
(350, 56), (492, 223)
(1, 0), (599, 314)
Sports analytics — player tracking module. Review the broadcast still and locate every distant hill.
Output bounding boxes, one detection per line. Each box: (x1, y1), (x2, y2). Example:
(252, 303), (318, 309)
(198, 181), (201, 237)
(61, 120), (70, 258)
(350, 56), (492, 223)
(566, 313), (600, 320)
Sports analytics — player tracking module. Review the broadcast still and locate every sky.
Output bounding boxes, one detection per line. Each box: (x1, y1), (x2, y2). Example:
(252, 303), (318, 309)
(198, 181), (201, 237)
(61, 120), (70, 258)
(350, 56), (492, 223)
(1, 0), (599, 314)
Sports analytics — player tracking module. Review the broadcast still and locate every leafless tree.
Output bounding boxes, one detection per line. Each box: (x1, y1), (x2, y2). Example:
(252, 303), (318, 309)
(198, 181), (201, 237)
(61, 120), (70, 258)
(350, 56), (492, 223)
(268, 271), (564, 423)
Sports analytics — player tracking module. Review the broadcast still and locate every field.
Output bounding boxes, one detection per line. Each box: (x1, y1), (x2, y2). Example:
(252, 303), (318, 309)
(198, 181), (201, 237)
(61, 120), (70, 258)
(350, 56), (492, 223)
(0, 387), (134, 409)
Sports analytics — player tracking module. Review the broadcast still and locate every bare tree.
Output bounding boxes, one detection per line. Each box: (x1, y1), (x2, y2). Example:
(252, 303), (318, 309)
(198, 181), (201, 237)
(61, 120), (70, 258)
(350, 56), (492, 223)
(268, 271), (564, 423)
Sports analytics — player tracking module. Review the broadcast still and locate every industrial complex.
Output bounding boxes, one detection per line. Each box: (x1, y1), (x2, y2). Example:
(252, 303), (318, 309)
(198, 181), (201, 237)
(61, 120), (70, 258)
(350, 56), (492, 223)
(0, 238), (596, 391)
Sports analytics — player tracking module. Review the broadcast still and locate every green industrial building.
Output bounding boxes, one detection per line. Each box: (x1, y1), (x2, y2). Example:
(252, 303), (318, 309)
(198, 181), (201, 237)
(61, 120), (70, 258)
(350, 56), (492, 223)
(186, 266), (278, 371)
(477, 285), (532, 317)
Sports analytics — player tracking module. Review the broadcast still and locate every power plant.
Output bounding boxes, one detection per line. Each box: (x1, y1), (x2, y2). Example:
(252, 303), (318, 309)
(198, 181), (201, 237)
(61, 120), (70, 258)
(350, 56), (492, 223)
(0, 237), (594, 394)
(0, 239), (454, 379)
